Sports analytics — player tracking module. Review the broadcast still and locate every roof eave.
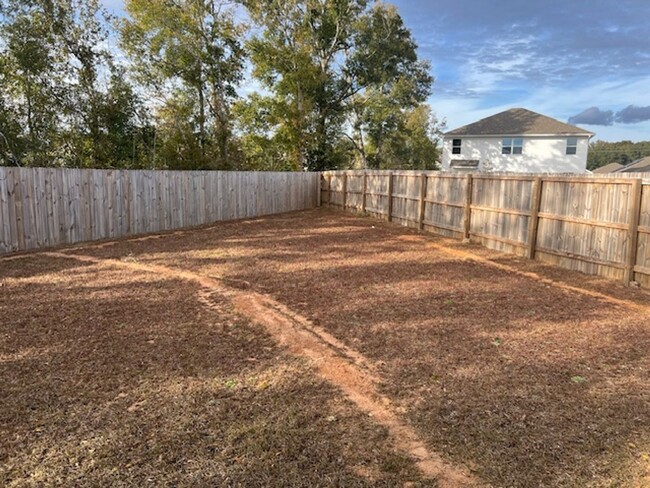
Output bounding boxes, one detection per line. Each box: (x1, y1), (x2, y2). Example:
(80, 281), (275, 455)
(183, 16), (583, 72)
(443, 132), (594, 138)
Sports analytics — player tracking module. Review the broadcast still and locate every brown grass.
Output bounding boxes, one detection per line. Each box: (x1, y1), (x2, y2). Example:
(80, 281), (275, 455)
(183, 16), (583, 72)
(0, 254), (425, 487)
(3, 208), (650, 487)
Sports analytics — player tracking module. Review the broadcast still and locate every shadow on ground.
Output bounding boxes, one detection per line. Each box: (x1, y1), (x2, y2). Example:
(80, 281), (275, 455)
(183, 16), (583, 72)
(4, 208), (650, 487)
(0, 256), (426, 487)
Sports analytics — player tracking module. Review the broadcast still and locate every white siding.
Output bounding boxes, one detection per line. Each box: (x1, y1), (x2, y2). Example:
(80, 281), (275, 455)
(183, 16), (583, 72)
(441, 135), (590, 173)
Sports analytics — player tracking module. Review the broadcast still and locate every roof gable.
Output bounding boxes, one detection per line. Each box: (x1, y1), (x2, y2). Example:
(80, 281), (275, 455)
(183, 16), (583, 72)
(616, 156), (650, 173)
(592, 163), (624, 174)
(445, 108), (594, 137)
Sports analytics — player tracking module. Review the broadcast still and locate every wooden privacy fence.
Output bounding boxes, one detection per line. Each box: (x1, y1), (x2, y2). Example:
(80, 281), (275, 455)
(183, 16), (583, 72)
(0, 167), (320, 254)
(322, 170), (650, 288)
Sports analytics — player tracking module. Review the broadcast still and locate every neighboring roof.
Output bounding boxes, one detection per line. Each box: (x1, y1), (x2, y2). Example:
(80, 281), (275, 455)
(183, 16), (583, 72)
(444, 108), (594, 137)
(615, 156), (650, 173)
(592, 163), (625, 174)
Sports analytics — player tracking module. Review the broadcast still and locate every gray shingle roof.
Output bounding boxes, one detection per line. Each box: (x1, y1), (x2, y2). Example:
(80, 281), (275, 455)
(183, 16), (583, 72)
(616, 156), (650, 173)
(592, 163), (624, 174)
(444, 108), (594, 137)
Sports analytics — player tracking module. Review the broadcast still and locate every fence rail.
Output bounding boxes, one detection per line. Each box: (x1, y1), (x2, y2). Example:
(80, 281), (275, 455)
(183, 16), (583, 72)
(322, 170), (650, 288)
(0, 167), (320, 254)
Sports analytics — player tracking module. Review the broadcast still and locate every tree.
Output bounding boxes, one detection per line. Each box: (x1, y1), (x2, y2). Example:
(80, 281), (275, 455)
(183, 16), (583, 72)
(241, 0), (435, 171)
(0, 94), (24, 166)
(87, 69), (152, 169)
(0, 0), (147, 168)
(345, 4), (434, 168)
(120, 0), (245, 169)
(0, 0), (65, 165)
(1, 0), (439, 170)
(587, 140), (650, 170)
(232, 93), (297, 171)
(382, 104), (441, 170)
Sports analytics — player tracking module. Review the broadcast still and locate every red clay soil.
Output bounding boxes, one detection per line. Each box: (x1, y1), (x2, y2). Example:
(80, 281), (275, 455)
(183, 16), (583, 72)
(4, 208), (650, 487)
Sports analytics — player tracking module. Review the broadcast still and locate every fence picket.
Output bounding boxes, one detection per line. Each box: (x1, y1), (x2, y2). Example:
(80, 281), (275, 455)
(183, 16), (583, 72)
(323, 170), (650, 287)
(0, 168), (320, 254)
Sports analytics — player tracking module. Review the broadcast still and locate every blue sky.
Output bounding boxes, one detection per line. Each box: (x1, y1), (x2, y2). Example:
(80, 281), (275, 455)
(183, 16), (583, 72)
(102, 0), (650, 141)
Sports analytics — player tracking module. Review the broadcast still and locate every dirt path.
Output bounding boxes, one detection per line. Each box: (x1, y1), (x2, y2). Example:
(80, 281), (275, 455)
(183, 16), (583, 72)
(44, 251), (481, 487)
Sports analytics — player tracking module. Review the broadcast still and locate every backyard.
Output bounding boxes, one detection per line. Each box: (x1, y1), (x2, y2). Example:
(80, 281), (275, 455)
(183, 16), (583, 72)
(2, 208), (650, 487)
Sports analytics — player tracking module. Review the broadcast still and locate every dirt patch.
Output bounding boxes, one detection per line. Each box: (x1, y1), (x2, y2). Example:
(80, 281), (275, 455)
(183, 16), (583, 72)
(230, 293), (478, 487)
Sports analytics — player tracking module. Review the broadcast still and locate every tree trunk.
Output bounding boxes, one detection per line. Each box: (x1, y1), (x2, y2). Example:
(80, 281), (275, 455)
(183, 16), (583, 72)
(26, 77), (35, 156)
(356, 126), (367, 169)
(197, 81), (206, 162)
(210, 85), (229, 168)
(295, 85), (306, 171)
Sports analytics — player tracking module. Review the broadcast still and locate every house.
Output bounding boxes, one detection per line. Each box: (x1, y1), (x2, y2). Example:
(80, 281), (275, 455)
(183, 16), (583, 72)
(441, 108), (593, 173)
(615, 156), (650, 173)
(592, 162), (625, 174)
(592, 157), (650, 174)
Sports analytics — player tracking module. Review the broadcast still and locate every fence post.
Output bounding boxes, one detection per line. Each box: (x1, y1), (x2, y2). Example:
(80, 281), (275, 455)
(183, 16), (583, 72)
(327, 173), (332, 207)
(418, 172), (427, 230)
(341, 171), (348, 211)
(624, 178), (643, 286)
(527, 177), (543, 259)
(463, 174), (473, 240)
(386, 171), (394, 222)
(8, 167), (25, 250)
(317, 173), (322, 207)
(361, 171), (367, 213)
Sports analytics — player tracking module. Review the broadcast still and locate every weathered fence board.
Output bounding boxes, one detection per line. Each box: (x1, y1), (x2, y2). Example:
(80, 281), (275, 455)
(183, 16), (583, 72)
(634, 183), (650, 287)
(324, 170), (650, 288)
(470, 176), (533, 256)
(0, 168), (320, 254)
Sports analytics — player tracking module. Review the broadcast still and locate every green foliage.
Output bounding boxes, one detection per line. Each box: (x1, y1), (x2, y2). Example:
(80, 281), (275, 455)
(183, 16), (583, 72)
(357, 100), (441, 170)
(232, 94), (297, 171)
(0, 84), (25, 165)
(120, 0), (246, 170)
(588, 140), (650, 170)
(0, 0), (149, 168)
(0, 0), (64, 165)
(154, 89), (245, 171)
(0, 0), (440, 170)
(241, 0), (440, 171)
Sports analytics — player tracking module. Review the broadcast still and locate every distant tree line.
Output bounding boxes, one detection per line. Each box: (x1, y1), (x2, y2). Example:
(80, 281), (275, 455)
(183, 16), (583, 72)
(588, 140), (650, 171)
(0, 0), (442, 171)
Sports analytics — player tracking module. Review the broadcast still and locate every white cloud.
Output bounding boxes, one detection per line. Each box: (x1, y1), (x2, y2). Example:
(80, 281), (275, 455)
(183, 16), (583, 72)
(430, 74), (650, 140)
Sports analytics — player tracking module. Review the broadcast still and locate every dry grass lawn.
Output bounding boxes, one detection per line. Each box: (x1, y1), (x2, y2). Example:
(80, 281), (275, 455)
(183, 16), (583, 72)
(2, 208), (650, 487)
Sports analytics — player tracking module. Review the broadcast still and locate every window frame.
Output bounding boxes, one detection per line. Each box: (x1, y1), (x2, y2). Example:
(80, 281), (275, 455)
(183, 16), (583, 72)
(502, 137), (523, 155)
(566, 137), (578, 155)
(452, 139), (462, 155)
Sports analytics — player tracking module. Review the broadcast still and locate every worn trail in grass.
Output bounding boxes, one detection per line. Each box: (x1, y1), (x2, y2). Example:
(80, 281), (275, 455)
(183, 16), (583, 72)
(1, 253), (432, 486)
(45, 251), (480, 487)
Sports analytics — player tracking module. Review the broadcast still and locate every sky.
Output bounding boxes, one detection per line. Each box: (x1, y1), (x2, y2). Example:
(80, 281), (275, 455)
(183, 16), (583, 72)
(101, 0), (650, 142)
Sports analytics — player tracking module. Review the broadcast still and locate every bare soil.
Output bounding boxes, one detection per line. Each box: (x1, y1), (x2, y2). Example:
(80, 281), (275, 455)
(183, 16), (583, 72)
(3, 208), (650, 487)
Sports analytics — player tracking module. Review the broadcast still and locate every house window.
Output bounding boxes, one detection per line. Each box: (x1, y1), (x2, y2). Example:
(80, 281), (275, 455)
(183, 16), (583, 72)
(452, 139), (462, 154)
(502, 137), (523, 155)
(566, 137), (578, 155)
